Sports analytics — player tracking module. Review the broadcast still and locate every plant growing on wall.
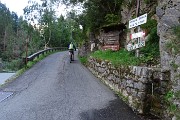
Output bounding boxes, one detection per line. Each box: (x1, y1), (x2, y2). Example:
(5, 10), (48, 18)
(166, 26), (180, 55)
(139, 19), (160, 66)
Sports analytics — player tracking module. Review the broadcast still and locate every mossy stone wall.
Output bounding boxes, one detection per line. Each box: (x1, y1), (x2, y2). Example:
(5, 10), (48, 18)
(87, 56), (170, 118)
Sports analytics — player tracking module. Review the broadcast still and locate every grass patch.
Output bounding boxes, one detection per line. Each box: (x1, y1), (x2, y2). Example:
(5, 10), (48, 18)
(78, 56), (88, 65)
(117, 92), (129, 103)
(90, 49), (140, 66)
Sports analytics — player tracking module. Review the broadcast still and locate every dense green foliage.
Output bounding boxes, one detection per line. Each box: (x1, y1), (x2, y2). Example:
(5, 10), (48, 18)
(83, 0), (123, 31)
(24, 0), (83, 48)
(140, 19), (160, 65)
(141, 19), (157, 34)
(0, 2), (43, 71)
(59, 0), (124, 32)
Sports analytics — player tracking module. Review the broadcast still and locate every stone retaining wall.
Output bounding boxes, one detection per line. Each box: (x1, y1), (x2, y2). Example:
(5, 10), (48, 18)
(87, 56), (171, 118)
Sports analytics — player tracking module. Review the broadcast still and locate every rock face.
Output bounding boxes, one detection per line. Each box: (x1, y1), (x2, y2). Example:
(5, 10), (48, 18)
(157, 0), (180, 119)
(157, 0), (180, 69)
(87, 57), (171, 118)
(121, 0), (157, 24)
(78, 41), (90, 57)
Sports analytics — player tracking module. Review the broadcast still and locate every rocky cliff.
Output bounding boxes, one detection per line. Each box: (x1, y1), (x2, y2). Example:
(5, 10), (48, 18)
(156, 0), (180, 119)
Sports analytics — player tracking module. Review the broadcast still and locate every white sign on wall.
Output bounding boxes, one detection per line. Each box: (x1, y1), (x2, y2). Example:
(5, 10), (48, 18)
(129, 13), (147, 28)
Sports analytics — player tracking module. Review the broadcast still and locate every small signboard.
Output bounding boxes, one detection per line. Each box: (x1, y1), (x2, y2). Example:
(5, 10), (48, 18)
(102, 32), (120, 51)
(102, 45), (120, 51)
(127, 39), (145, 51)
(129, 13), (147, 28)
(104, 33), (119, 45)
(127, 31), (146, 51)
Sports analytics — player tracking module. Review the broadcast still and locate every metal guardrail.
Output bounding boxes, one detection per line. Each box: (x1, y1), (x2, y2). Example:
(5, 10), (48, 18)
(23, 47), (67, 64)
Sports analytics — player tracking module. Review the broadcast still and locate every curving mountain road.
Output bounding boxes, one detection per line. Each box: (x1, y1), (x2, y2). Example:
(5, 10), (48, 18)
(0, 51), (141, 120)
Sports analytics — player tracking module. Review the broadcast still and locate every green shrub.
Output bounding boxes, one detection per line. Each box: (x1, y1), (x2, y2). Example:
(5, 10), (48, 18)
(3, 59), (23, 72)
(144, 0), (151, 4)
(141, 19), (157, 34)
(105, 14), (120, 24)
(140, 25), (160, 65)
(27, 61), (35, 68)
(79, 56), (88, 65)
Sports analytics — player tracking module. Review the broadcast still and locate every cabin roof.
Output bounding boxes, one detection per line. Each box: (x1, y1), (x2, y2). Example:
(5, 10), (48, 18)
(101, 23), (126, 33)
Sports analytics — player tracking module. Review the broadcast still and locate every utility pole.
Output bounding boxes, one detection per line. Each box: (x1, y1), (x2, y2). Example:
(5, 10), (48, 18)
(136, 0), (140, 57)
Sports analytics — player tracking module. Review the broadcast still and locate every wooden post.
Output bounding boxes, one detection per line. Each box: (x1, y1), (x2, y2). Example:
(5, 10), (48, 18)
(136, 0), (140, 17)
(136, 0), (140, 57)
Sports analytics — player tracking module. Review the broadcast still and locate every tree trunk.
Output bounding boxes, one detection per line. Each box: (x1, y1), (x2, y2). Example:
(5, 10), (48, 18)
(46, 27), (52, 48)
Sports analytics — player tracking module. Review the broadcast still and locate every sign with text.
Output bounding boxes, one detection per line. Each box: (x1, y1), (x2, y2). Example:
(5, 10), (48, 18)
(102, 45), (120, 51)
(102, 32), (120, 51)
(127, 31), (146, 51)
(104, 33), (119, 45)
(129, 13), (147, 28)
(127, 39), (145, 51)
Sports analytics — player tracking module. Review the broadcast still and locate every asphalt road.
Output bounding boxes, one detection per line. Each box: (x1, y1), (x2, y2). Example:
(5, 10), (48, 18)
(0, 51), (141, 120)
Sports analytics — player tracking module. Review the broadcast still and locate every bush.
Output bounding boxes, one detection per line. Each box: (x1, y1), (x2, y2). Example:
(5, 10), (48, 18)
(105, 14), (120, 24)
(139, 27), (160, 65)
(79, 56), (88, 65)
(141, 19), (157, 34)
(139, 18), (160, 66)
(3, 59), (23, 72)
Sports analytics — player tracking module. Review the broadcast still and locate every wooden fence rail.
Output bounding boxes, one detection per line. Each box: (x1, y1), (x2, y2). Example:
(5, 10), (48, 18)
(23, 47), (67, 65)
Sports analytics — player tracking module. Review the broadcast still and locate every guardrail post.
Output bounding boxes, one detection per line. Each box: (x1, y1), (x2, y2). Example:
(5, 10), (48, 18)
(23, 57), (27, 65)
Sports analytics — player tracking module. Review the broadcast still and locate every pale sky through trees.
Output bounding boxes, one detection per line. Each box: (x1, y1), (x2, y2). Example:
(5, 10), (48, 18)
(0, 0), (69, 17)
(0, 0), (29, 16)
